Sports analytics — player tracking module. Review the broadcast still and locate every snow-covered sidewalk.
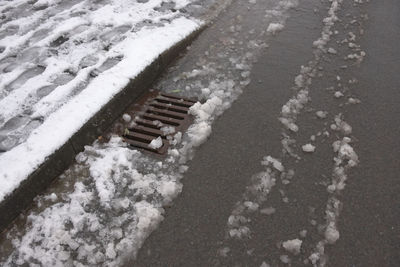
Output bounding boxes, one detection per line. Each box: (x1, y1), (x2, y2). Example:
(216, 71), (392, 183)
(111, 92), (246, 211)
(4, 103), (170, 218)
(0, 0), (205, 203)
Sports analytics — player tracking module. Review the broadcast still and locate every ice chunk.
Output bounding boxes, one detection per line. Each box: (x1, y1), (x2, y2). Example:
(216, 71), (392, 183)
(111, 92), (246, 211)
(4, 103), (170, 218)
(327, 47), (337, 54)
(280, 255), (290, 264)
(260, 207), (276, 215)
(267, 23), (284, 34)
(148, 136), (163, 149)
(347, 97), (361, 104)
(122, 114), (131, 122)
(325, 225), (339, 244)
(334, 91), (344, 98)
(302, 144), (315, 153)
(262, 156), (284, 172)
(316, 110), (328, 119)
(244, 201), (259, 212)
(282, 238), (302, 255)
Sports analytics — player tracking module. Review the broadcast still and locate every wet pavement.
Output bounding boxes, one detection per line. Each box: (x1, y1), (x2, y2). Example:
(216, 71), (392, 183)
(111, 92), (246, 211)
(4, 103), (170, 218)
(133, 0), (400, 266)
(1, 0), (399, 266)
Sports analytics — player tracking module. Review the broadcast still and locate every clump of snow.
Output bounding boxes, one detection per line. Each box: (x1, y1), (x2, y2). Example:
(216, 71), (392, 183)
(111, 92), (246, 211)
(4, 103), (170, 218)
(334, 91), (344, 98)
(347, 97), (361, 104)
(260, 207), (276, 215)
(261, 156), (284, 172)
(302, 143), (316, 153)
(325, 223), (340, 244)
(279, 89), (309, 132)
(316, 110), (328, 119)
(327, 47), (337, 54)
(122, 114), (131, 123)
(148, 137), (163, 149)
(267, 23), (284, 34)
(332, 114), (352, 135)
(280, 254), (291, 264)
(282, 238), (303, 255)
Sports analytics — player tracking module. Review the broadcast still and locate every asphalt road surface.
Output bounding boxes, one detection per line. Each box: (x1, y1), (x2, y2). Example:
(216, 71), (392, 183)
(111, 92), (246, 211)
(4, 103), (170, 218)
(132, 0), (400, 266)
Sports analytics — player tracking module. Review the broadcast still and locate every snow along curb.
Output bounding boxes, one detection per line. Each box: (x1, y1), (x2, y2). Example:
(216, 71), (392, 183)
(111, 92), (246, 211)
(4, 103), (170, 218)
(0, 22), (207, 233)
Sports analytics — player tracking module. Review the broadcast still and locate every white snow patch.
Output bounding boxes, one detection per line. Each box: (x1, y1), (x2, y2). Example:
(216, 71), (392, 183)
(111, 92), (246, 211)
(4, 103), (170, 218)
(282, 238), (303, 255)
(334, 91), (344, 98)
(260, 207), (276, 215)
(280, 254), (291, 264)
(316, 110), (328, 119)
(267, 23), (284, 34)
(302, 144), (316, 153)
(122, 114), (131, 123)
(148, 137), (163, 149)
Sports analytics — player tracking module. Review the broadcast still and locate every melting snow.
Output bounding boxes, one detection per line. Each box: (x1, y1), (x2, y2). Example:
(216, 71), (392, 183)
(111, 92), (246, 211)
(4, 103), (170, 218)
(267, 23), (284, 34)
(282, 238), (303, 255)
(302, 143), (316, 153)
(148, 137), (163, 149)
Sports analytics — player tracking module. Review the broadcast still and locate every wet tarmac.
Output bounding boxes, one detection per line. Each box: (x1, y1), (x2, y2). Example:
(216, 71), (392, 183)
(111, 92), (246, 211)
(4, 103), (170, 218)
(1, 0), (399, 266)
(133, 0), (400, 266)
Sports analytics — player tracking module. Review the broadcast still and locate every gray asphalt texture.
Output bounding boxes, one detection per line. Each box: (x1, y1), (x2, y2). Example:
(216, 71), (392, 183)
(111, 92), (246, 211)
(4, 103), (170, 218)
(130, 0), (400, 266)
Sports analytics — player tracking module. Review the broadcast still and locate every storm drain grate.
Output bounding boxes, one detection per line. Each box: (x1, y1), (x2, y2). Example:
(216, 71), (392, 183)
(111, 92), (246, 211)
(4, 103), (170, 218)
(120, 91), (197, 155)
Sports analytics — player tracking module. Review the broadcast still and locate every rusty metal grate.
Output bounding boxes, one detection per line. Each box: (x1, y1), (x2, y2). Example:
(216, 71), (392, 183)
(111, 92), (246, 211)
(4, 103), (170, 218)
(117, 91), (197, 155)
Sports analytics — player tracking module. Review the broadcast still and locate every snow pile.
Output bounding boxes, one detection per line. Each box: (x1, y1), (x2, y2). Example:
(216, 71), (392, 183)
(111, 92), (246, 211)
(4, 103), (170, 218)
(0, 0), (202, 202)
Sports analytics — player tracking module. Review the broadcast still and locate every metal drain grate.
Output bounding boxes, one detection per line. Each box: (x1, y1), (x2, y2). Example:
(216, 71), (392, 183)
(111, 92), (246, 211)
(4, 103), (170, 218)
(121, 91), (197, 155)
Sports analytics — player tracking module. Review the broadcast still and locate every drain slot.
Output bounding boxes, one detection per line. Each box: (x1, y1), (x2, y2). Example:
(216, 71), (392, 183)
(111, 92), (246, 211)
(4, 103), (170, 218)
(155, 97), (193, 108)
(146, 107), (185, 120)
(149, 102), (189, 114)
(116, 91), (196, 155)
(142, 113), (181, 126)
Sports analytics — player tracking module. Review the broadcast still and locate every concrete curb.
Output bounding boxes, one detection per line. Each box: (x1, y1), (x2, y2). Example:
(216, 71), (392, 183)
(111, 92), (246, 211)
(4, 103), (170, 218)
(0, 25), (207, 232)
